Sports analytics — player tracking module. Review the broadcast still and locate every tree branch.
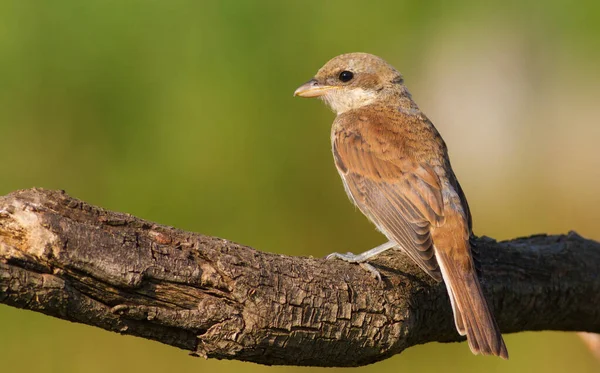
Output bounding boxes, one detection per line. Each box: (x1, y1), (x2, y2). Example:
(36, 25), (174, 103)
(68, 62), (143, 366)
(0, 189), (598, 366)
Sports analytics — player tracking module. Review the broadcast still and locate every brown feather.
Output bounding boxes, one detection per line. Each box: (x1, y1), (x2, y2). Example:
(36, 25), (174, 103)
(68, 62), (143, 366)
(332, 104), (507, 358)
(432, 213), (508, 358)
(332, 115), (444, 280)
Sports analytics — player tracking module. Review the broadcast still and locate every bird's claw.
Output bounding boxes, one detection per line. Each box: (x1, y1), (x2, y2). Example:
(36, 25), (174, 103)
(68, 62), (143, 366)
(359, 262), (382, 281)
(325, 252), (361, 262)
(325, 252), (383, 281)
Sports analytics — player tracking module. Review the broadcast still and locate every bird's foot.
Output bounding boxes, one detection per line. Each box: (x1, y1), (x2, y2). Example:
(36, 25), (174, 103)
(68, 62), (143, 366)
(325, 251), (364, 263)
(325, 252), (382, 281)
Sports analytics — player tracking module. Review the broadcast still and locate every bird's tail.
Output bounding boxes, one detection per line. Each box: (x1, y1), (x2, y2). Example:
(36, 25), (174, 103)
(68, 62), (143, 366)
(434, 243), (508, 359)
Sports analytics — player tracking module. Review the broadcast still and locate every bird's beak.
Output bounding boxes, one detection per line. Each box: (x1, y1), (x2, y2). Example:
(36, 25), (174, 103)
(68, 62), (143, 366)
(294, 79), (335, 98)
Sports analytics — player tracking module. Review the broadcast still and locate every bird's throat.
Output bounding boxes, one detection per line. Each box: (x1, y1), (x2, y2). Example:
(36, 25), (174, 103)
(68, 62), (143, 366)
(321, 88), (380, 115)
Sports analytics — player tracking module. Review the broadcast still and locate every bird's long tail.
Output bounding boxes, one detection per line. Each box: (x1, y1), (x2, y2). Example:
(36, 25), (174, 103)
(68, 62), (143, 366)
(433, 241), (508, 359)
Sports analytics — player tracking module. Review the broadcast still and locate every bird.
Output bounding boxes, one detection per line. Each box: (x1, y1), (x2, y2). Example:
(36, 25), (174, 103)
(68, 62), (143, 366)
(293, 52), (508, 359)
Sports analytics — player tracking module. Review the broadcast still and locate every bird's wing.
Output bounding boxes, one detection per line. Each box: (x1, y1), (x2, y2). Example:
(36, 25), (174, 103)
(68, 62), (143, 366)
(333, 130), (445, 281)
(332, 118), (507, 357)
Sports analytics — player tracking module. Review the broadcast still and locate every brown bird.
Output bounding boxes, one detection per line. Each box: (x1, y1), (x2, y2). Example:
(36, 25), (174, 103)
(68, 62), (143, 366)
(294, 52), (508, 359)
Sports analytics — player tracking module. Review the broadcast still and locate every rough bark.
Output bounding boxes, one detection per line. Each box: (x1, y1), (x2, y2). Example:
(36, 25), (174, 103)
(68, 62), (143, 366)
(0, 188), (598, 367)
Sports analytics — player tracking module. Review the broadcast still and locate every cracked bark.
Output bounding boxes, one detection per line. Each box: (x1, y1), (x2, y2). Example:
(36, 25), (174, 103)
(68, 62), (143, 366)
(0, 188), (599, 367)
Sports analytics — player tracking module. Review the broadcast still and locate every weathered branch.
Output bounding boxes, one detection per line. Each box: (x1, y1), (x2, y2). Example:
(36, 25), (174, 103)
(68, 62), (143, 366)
(0, 189), (598, 366)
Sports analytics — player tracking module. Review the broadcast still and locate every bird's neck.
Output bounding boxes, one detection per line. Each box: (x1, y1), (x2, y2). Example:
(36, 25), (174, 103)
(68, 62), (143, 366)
(392, 84), (420, 111)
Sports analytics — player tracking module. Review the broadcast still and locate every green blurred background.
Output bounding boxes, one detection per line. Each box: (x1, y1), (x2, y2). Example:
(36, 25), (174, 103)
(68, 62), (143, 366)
(1, 0), (599, 372)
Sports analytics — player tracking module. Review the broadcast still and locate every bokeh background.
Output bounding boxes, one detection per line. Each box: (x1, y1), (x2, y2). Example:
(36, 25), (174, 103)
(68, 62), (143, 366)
(1, 1), (599, 372)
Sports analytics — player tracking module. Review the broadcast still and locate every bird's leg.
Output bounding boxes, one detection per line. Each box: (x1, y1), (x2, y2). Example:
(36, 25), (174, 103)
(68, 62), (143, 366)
(326, 241), (397, 262)
(326, 241), (397, 280)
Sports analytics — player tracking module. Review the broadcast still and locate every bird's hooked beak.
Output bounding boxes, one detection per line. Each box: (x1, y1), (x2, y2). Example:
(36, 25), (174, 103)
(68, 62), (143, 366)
(294, 79), (336, 98)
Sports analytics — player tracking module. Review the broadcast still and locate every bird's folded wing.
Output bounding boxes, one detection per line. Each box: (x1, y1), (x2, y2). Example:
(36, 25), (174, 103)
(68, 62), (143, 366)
(333, 132), (445, 281)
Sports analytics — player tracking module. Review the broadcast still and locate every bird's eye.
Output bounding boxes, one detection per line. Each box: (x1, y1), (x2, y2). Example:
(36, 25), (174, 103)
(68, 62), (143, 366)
(338, 71), (354, 83)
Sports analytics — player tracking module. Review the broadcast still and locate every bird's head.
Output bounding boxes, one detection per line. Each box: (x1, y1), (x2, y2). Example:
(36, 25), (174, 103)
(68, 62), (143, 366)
(294, 52), (404, 115)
